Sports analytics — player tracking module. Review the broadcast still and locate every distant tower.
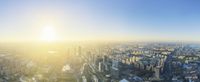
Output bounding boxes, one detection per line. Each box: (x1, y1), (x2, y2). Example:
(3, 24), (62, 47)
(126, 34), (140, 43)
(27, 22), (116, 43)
(103, 55), (109, 64)
(78, 46), (82, 55)
(154, 66), (161, 79)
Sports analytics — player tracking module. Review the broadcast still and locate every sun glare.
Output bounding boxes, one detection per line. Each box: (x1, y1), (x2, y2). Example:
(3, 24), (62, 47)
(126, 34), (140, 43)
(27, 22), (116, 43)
(40, 25), (58, 42)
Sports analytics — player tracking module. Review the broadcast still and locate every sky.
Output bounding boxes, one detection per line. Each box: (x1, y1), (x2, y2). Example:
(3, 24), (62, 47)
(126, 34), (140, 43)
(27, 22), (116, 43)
(0, 0), (200, 42)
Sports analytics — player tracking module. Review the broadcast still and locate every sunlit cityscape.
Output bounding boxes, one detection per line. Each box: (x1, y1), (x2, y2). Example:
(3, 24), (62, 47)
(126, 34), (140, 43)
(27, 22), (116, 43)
(0, 0), (200, 82)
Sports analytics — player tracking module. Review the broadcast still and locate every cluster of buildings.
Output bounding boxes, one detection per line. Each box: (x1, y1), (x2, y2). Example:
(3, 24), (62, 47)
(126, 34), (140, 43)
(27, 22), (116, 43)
(1, 42), (200, 82)
(79, 43), (200, 82)
(0, 48), (78, 82)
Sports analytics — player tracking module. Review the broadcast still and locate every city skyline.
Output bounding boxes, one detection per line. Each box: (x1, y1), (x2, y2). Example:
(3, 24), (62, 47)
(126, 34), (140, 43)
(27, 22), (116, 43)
(1, 1), (200, 81)
(0, 0), (200, 42)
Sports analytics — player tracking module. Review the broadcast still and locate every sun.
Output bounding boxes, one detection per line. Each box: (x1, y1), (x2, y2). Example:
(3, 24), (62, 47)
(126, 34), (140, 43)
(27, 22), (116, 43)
(40, 25), (58, 42)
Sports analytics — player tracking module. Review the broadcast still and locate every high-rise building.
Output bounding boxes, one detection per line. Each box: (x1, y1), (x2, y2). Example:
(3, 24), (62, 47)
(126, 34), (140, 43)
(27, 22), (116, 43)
(98, 62), (104, 72)
(82, 76), (87, 82)
(111, 59), (119, 79)
(78, 46), (82, 56)
(92, 75), (98, 82)
(154, 66), (161, 79)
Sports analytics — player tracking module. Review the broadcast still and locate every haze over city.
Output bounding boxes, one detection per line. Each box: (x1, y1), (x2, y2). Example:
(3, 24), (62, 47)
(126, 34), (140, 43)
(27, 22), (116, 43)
(0, 0), (200, 42)
(0, 0), (200, 82)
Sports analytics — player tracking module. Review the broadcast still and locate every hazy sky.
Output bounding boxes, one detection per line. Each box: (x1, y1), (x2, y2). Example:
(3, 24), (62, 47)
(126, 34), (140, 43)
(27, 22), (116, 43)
(0, 0), (200, 42)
